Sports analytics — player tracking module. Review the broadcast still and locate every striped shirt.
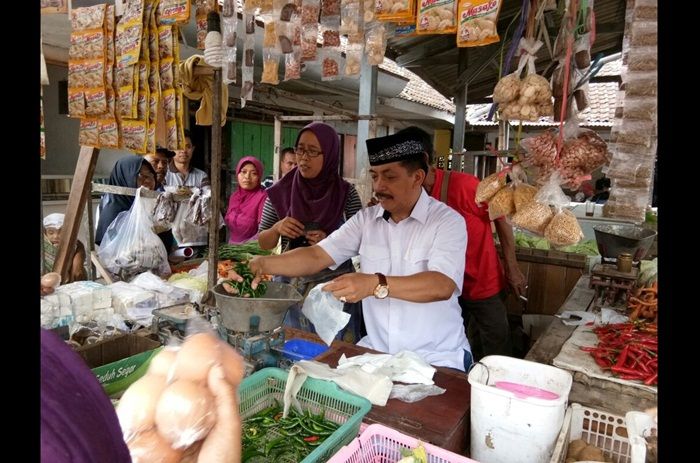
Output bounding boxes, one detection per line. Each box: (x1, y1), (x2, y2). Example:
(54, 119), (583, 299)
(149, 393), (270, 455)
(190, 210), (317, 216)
(258, 184), (362, 250)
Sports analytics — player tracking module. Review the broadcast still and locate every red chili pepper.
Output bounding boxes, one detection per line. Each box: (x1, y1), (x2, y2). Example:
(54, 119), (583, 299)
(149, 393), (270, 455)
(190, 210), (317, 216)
(644, 373), (658, 385)
(614, 346), (630, 368)
(303, 436), (319, 442)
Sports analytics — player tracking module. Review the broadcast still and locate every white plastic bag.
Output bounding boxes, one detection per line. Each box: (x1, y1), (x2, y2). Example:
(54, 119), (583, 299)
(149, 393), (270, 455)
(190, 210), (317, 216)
(98, 188), (171, 281)
(301, 283), (350, 346)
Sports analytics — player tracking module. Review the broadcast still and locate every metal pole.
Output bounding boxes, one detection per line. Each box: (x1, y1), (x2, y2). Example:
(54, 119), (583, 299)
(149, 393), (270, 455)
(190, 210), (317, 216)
(452, 48), (470, 173)
(208, 68), (223, 293)
(356, 53), (377, 179)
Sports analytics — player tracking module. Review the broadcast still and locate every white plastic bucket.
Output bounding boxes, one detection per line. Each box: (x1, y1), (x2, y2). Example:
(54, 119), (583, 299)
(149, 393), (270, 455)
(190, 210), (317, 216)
(468, 355), (573, 463)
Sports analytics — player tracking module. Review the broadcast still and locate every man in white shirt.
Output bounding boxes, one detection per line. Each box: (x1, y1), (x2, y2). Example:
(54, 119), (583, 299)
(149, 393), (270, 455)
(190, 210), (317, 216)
(166, 130), (210, 188)
(248, 131), (472, 371)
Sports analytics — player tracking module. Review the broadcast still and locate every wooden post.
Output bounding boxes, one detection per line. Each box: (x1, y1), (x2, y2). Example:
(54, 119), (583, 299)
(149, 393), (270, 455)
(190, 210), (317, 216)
(208, 68), (223, 292)
(86, 192), (96, 280)
(273, 117), (282, 181)
(54, 146), (100, 282)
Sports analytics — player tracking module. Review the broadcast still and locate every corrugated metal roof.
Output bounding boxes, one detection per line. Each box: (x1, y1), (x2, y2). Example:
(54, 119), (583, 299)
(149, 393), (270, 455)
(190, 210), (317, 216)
(467, 81), (619, 127)
(597, 57), (623, 76)
(380, 59), (456, 113)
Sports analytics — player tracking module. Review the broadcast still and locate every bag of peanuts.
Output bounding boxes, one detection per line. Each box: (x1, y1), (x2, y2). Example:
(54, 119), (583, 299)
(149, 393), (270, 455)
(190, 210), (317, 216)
(488, 184), (515, 220)
(511, 200), (553, 235)
(544, 208), (583, 247)
(475, 171), (507, 204)
(508, 164), (539, 213)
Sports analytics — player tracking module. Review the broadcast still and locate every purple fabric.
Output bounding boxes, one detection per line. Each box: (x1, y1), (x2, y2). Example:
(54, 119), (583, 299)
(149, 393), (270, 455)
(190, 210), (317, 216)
(266, 122), (350, 234)
(225, 156), (268, 244)
(40, 328), (131, 463)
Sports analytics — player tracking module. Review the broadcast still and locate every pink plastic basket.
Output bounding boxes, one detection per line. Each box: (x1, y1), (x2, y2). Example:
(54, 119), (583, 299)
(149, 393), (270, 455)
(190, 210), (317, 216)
(327, 423), (479, 463)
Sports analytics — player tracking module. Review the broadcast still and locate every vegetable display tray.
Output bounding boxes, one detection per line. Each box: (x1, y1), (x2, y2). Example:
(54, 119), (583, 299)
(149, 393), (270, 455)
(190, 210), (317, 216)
(239, 367), (371, 463)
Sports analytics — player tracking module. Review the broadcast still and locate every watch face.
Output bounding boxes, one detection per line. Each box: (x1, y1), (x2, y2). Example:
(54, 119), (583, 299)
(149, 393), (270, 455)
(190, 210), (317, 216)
(375, 285), (389, 299)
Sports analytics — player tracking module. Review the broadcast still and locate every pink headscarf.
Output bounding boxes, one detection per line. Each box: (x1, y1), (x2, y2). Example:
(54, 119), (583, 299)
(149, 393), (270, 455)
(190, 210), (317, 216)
(225, 157), (268, 244)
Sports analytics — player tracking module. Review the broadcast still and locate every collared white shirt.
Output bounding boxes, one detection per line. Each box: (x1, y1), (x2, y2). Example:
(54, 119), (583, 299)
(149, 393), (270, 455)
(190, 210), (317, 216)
(319, 189), (471, 370)
(165, 163), (210, 188)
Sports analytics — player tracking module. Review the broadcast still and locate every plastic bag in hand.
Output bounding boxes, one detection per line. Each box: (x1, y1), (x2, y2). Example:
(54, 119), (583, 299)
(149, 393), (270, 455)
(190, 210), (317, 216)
(301, 283), (350, 346)
(98, 188), (171, 281)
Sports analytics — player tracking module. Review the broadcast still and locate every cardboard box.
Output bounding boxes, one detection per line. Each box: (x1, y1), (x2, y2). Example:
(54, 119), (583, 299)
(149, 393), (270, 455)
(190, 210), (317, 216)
(75, 334), (162, 397)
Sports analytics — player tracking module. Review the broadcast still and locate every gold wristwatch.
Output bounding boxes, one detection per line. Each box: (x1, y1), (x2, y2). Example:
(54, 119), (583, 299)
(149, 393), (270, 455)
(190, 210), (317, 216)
(373, 273), (389, 299)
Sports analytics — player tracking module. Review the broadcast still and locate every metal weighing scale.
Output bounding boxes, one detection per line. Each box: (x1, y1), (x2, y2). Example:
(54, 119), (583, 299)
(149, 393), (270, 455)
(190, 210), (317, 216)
(151, 302), (202, 344)
(588, 224), (657, 311)
(211, 281), (303, 374)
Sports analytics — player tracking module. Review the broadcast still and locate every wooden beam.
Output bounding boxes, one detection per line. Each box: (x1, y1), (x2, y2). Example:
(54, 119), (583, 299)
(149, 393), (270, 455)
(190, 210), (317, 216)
(395, 36), (456, 67)
(91, 183), (191, 201)
(454, 46), (507, 91)
(256, 86), (358, 118)
(54, 146), (99, 282)
(208, 68), (223, 293)
(403, 55), (459, 68)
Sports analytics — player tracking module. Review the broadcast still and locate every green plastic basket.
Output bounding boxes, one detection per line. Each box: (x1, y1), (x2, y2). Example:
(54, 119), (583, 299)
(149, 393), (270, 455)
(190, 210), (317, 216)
(239, 367), (372, 463)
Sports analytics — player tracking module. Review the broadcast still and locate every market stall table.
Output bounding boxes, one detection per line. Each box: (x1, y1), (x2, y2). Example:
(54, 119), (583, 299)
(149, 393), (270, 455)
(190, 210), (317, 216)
(525, 275), (657, 415)
(285, 328), (471, 456)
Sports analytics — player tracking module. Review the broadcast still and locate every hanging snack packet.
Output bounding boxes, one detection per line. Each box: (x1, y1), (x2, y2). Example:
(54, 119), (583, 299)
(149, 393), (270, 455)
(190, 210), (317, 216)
(340, 0), (361, 35)
(68, 89), (86, 119)
(261, 49), (281, 84)
(344, 45), (362, 77)
(457, 0), (502, 47)
(377, 0), (415, 23)
(417, 0), (457, 35)
(284, 47), (302, 80)
(320, 0), (341, 26)
(158, 0), (191, 24)
(321, 48), (341, 81)
(71, 4), (107, 32)
(301, 24), (319, 62)
(79, 118), (99, 147)
(365, 21), (387, 66)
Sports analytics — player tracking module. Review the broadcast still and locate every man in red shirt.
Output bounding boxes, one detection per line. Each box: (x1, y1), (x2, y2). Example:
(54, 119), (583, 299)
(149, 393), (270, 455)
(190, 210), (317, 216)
(400, 127), (526, 361)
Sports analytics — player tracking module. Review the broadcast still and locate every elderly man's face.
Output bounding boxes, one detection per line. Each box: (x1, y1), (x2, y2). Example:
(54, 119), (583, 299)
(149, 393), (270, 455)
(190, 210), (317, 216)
(145, 153), (169, 184)
(369, 161), (425, 217)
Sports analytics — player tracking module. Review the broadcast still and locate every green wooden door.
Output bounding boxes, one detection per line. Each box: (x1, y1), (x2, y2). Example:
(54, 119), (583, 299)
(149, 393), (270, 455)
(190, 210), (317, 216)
(230, 121), (300, 178)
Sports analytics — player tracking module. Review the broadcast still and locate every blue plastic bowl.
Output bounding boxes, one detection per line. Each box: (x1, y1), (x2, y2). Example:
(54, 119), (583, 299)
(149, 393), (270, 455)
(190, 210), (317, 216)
(281, 339), (329, 361)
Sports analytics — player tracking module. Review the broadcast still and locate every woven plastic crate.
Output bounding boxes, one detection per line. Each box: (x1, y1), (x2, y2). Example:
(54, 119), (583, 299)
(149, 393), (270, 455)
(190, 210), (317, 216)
(239, 367), (372, 463)
(327, 423), (478, 463)
(550, 403), (632, 463)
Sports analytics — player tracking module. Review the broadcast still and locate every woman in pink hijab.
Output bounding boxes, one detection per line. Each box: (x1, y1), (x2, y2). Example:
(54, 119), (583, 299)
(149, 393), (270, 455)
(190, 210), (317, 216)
(225, 156), (268, 244)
